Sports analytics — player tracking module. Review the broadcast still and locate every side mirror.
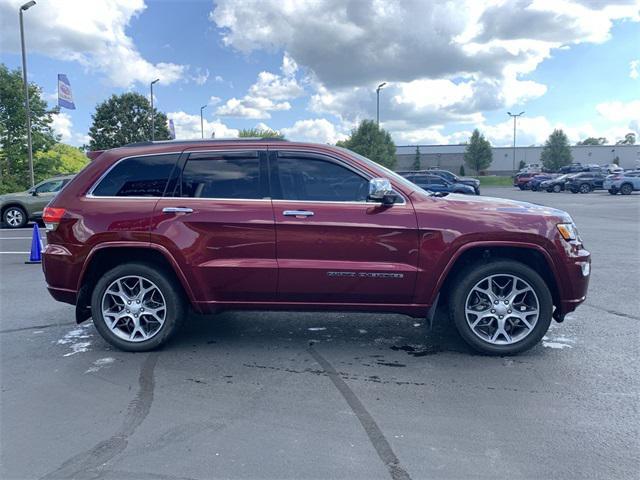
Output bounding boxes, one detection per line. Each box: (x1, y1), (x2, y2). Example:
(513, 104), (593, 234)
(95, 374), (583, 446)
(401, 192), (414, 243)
(368, 178), (397, 205)
(31, 190), (38, 196)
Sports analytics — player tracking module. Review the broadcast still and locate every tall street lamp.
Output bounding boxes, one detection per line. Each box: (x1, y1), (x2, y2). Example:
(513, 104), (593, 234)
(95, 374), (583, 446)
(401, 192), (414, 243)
(376, 82), (386, 126)
(150, 78), (160, 141)
(200, 105), (207, 139)
(507, 111), (525, 173)
(19, 0), (36, 188)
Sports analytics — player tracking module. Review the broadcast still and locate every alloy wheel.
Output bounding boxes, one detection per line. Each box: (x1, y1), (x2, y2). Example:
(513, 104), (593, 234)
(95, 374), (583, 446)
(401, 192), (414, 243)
(464, 274), (540, 345)
(5, 208), (24, 227)
(101, 275), (166, 342)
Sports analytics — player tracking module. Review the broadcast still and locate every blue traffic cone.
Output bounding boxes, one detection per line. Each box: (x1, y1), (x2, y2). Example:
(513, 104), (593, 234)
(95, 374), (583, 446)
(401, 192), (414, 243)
(25, 223), (43, 264)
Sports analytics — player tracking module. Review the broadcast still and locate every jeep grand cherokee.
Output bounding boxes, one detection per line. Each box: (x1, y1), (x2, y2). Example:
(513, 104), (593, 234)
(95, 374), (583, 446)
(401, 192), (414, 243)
(41, 139), (590, 355)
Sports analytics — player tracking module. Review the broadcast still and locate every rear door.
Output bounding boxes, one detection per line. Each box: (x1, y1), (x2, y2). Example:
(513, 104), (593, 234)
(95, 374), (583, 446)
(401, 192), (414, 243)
(270, 150), (419, 304)
(151, 149), (277, 304)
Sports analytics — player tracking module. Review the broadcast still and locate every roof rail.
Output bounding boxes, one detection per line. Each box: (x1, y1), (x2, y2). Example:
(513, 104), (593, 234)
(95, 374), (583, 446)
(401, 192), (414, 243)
(123, 138), (288, 148)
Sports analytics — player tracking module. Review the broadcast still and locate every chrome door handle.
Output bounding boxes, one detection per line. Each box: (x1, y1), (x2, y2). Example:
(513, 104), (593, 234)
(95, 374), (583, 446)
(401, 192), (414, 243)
(283, 210), (314, 217)
(162, 207), (193, 214)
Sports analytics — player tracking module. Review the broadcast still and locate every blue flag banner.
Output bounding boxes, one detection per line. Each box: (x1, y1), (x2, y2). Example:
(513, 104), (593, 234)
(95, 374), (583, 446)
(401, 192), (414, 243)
(57, 74), (75, 110)
(169, 119), (176, 139)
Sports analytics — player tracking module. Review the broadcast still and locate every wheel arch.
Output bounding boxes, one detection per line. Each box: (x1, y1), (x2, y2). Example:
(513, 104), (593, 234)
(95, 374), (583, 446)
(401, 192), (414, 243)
(433, 243), (561, 311)
(75, 243), (196, 323)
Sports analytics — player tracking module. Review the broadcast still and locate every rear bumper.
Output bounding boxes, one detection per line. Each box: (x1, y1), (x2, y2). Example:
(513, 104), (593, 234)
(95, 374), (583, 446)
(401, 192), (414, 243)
(47, 286), (77, 305)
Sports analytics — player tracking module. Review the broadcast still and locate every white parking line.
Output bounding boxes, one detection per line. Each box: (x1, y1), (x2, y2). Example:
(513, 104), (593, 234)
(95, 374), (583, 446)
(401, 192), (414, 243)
(0, 237), (45, 240)
(0, 251), (30, 254)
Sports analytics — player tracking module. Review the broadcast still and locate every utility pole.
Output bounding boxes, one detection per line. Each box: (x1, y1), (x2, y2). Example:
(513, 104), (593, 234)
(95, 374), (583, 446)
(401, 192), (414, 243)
(200, 105), (207, 139)
(507, 111), (524, 173)
(19, 1), (36, 188)
(150, 78), (159, 141)
(376, 82), (386, 126)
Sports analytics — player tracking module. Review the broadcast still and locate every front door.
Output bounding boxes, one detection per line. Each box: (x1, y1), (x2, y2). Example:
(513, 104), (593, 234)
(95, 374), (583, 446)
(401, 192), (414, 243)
(271, 150), (419, 304)
(152, 149), (277, 304)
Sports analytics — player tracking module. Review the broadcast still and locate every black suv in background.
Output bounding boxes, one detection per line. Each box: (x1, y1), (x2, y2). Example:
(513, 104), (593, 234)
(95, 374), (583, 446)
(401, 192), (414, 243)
(425, 169), (480, 194)
(566, 172), (606, 193)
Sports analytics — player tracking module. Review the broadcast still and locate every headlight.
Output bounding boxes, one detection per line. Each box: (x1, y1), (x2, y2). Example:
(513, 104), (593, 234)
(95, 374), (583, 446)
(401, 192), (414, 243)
(557, 223), (578, 241)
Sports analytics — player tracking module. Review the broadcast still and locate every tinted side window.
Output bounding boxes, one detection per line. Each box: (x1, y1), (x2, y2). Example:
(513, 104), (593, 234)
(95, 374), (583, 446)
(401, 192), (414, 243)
(179, 152), (262, 199)
(276, 155), (369, 202)
(92, 154), (179, 197)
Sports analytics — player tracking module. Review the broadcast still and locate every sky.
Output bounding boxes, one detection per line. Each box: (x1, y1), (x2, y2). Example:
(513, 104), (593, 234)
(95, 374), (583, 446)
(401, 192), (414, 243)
(0, 0), (638, 148)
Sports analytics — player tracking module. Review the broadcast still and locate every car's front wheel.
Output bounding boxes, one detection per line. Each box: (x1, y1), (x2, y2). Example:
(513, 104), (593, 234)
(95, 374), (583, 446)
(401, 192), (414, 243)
(91, 263), (185, 352)
(620, 183), (633, 195)
(449, 260), (553, 355)
(2, 206), (28, 228)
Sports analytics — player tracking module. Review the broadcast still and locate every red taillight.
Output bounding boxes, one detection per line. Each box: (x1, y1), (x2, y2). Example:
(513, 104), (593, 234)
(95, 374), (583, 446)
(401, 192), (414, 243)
(43, 207), (66, 230)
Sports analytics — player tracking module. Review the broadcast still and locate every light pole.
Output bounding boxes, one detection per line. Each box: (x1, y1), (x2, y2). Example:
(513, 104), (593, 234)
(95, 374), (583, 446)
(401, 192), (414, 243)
(376, 82), (386, 126)
(19, 1), (36, 188)
(507, 111), (524, 173)
(150, 78), (159, 141)
(200, 105), (207, 139)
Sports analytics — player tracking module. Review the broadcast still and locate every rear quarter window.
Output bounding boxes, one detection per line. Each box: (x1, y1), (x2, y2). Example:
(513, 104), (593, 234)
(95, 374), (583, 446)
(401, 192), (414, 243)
(91, 154), (180, 197)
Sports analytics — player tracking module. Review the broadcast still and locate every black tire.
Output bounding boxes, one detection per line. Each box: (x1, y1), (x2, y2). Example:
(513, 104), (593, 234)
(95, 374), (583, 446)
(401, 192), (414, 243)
(608, 189), (617, 195)
(518, 185), (525, 191)
(579, 183), (592, 194)
(449, 259), (553, 355)
(2, 206), (28, 228)
(552, 184), (562, 193)
(570, 189), (578, 194)
(545, 188), (553, 193)
(91, 262), (185, 352)
(620, 183), (633, 195)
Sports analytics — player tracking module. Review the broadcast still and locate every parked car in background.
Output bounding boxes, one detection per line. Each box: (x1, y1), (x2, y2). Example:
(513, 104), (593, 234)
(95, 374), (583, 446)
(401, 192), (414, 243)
(559, 163), (586, 174)
(422, 168), (481, 194)
(604, 171), (640, 195)
(513, 172), (537, 190)
(517, 164), (542, 174)
(41, 139), (590, 355)
(400, 173), (476, 195)
(540, 174), (574, 192)
(0, 175), (75, 228)
(527, 174), (558, 191)
(566, 172), (606, 193)
(602, 163), (623, 174)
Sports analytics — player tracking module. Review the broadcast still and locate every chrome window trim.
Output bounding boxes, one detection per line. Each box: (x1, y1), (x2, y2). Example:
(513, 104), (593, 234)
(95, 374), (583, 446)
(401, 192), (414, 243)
(86, 151), (183, 198)
(273, 149), (407, 206)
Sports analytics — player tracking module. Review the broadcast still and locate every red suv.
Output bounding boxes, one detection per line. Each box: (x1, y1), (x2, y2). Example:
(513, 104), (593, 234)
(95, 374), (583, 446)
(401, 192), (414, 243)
(42, 140), (590, 355)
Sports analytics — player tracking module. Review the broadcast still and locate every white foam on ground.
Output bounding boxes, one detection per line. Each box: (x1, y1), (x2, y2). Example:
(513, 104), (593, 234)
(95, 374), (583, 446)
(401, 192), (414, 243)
(57, 324), (92, 356)
(308, 327), (326, 331)
(85, 357), (115, 373)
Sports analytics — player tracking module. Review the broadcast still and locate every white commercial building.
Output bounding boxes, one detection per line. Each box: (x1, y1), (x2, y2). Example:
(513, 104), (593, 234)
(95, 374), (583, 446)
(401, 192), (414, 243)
(395, 144), (640, 174)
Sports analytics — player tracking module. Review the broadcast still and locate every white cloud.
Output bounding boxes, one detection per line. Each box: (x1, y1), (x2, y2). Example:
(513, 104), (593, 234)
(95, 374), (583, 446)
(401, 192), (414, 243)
(281, 118), (347, 144)
(191, 68), (210, 85)
(629, 60), (639, 80)
(209, 96), (222, 105)
(211, 0), (638, 135)
(0, 0), (186, 88)
(216, 53), (301, 118)
(50, 112), (89, 146)
(167, 111), (238, 139)
(596, 100), (640, 123)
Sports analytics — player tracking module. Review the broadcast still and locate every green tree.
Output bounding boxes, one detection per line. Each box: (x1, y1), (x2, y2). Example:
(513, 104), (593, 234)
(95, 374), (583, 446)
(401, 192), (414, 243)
(459, 165), (465, 176)
(412, 146), (421, 170)
(88, 92), (170, 150)
(540, 129), (573, 171)
(577, 137), (607, 145)
(463, 129), (492, 174)
(0, 64), (58, 193)
(238, 127), (284, 139)
(518, 160), (526, 170)
(616, 133), (636, 145)
(33, 143), (88, 182)
(336, 120), (396, 169)
(613, 156), (620, 166)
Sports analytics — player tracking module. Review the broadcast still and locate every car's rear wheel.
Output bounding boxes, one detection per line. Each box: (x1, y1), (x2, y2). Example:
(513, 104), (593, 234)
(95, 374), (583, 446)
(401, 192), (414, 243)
(2, 206), (27, 228)
(91, 263), (185, 352)
(608, 189), (618, 195)
(449, 260), (552, 355)
(552, 184), (562, 193)
(620, 183), (633, 195)
(579, 183), (592, 193)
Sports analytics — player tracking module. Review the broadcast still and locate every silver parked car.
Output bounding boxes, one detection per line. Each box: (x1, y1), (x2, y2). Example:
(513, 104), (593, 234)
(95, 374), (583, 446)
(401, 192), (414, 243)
(603, 171), (640, 195)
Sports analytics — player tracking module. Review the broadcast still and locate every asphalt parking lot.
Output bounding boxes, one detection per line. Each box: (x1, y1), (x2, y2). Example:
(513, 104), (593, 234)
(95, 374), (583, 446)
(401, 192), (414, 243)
(1, 187), (638, 480)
